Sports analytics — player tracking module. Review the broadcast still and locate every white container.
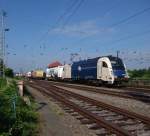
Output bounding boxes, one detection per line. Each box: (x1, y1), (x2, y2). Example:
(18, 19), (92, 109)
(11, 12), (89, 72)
(62, 64), (71, 79)
(57, 66), (64, 78)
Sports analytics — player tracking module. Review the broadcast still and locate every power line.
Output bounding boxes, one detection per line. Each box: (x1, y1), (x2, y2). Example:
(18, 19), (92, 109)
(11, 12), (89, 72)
(56, 0), (86, 37)
(110, 7), (150, 27)
(55, 0), (80, 26)
(71, 28), (150, 55)
(38, 0), (80, 43)
(56, 0), (117, 39)
(102, 29), (150, 46)
(61, 0), (85, 28)
(72, 6), (150, 44)
(33, 0), (85, 66)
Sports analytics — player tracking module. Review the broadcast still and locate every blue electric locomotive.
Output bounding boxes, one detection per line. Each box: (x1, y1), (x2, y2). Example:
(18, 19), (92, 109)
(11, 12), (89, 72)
(71, 55), (129, 85)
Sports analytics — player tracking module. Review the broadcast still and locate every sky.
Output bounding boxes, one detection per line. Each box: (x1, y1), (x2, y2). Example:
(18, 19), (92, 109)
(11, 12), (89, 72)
(0, 0), (150, 72)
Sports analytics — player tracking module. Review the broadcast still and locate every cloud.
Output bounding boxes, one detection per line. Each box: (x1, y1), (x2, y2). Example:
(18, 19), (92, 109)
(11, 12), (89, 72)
(50, 20), (115, 37)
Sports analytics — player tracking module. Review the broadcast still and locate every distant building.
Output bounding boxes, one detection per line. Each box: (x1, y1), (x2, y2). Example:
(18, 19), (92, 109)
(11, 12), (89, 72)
(48, 61), (62, 68)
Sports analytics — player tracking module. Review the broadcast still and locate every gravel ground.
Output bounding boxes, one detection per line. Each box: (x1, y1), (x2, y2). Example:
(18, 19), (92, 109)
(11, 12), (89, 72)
(48, 81), (150, 97)
(26, 85), (96, 136)
(56, 85), (150, 118)
(48, 81), (124, 93)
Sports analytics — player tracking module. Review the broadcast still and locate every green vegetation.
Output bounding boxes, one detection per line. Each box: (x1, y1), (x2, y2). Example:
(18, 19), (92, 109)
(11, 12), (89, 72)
(0, 78), (38, 136)
(128, 68), (150, 79)
(0, 78), (7, 89)
(127, 68), (150, 87)
(5, 68), (14, 78)
(0, 59), (14, 78)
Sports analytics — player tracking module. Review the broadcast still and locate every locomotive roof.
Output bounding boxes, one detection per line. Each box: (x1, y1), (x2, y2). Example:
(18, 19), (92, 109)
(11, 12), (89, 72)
(73, 55), (121, 64)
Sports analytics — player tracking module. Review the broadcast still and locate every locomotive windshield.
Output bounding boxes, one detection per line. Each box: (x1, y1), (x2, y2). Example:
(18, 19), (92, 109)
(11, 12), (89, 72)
(110, 57), (125, 70)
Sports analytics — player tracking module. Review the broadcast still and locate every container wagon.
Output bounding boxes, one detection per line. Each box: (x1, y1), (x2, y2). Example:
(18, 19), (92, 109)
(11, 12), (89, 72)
(31, 70), (46, 80)
(62, 64), (71, 80)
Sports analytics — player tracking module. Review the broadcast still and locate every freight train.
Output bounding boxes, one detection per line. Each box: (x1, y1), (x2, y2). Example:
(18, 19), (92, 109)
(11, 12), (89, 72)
(46, 64), (71, 80)
(26, 70), (46, 80)
(45, 55), (129, 85)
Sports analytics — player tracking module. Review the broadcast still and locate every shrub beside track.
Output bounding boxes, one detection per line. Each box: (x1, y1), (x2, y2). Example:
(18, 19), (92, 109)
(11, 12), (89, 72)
(0, 78), (38, 136)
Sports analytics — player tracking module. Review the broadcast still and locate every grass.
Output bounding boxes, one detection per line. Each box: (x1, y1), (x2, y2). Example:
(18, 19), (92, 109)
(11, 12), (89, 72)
(0, 78), (7, 89)
(0, 78), (38, 136)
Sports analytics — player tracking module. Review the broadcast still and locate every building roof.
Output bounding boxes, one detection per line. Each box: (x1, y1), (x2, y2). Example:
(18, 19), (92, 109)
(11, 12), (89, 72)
(48, 61), (62, 68)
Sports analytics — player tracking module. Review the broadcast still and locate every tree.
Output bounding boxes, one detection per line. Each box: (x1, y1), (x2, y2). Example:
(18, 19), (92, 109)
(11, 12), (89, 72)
(5, 68), (14, 77)
(0, 59), (4, 77)
(128, 68), (150, 79)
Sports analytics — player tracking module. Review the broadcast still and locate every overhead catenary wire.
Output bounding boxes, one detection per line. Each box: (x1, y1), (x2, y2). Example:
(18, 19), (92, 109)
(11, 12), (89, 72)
(35, 0), (86, 66)
(99, 29), (150, 46)
(68, 5), (150, 62)
(110, 7), (150, 27)
(31, 2), (149, 68)
(30, 0), (81, 68)
(73, 6), (150, 44)
(61, 0), (85, 28)
(38, 0), (81, 44)
(55, 0), (80, 26)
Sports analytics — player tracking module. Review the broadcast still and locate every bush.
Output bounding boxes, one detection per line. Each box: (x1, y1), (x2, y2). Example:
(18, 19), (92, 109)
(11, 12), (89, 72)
(5, 68), (14, 78)
(0, 79), (38, 136)
(0, 78), (7, 89)
(128, 68), (150, 79)
(11, 120), (23, 136)
(0, 81), (16, 133)
(22, 122), (37, 136)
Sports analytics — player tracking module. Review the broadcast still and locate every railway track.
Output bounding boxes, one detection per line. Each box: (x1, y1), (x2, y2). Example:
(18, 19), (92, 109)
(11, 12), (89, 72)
(36, 80), (150, 103)
(27, 81), (150, 136)
(124, 86), (150, 93)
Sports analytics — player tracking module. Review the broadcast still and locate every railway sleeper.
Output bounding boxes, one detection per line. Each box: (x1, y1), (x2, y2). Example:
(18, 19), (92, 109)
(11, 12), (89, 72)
(80, 119), (95, 124)
(133, 129), (150, 136)
(122, 123), (147, 131)
(94, 110), (109, 115)
(63, 107), (71, 110)
(87, 123), (101, 130)
(116, 121), (139, 127)
(96, 112), (117, 117)
(91, 110), (104, 114)
(95, 128), (108, 136)
(75, 115), (84, 120)
(65, 108), (75, 112)
(84, 107), (99, 111)
(113, 119), (134, 124)
(104, 115), (124, 121)
(70, 112), (79, 116)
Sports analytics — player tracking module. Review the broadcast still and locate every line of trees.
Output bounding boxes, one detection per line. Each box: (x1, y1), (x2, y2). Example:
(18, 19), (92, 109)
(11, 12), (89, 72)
(5, 67), (14, 77)
(128, 68), (150, 79)
(0, 59), (14, 77)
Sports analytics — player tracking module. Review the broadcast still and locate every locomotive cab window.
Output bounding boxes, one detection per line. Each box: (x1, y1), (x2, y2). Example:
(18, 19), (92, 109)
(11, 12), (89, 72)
(102, 62), (108, 68)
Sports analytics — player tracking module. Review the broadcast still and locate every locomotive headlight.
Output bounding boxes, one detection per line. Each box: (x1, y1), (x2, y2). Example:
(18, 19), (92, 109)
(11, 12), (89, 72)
(125, 75), (129, 78)
(114, 75), (117, 78)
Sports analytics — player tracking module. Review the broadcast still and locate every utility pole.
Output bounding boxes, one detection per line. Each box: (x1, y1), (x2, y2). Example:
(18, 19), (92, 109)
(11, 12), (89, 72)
(117, 50), (120, 58)
(0, 11), (5, 77)
(70, 53), (79, 63)
(0, 10), (8, 78)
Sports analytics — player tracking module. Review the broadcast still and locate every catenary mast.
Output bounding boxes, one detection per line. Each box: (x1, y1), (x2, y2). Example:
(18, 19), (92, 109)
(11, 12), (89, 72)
(0, 10), (8, 77)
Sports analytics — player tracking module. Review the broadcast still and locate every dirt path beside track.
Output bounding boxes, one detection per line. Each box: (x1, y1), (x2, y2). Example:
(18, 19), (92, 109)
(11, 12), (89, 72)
(26, 85), (96, 136)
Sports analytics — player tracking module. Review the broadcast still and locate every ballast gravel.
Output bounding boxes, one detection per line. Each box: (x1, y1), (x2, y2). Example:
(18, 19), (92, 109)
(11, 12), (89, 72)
(26, 85), (97, 136)
(56, 85), (150, 118)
